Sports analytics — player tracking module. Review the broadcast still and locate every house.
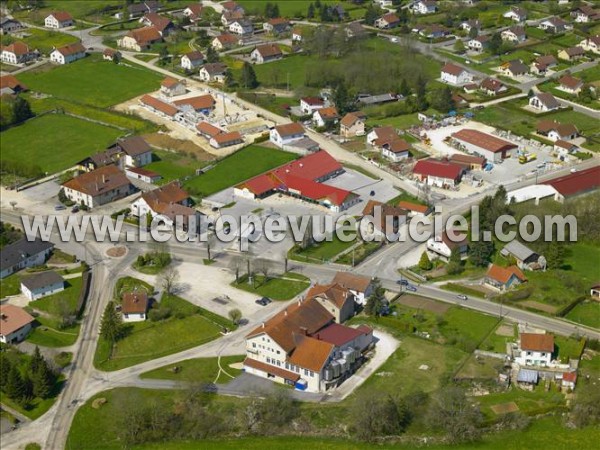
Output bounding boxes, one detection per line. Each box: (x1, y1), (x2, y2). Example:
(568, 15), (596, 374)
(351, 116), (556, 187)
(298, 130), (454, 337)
(1, 42), (37, 65)
(537, 120), (579, 141)
(360, 200), (407, 239)
(111, 136), (154, 168)
(413, 159), (464, 188)
(160, 76), (186, 97)
(412, 0), (437, 15)
(196, 121), (224, 139)
(102, 48), (121, 61)
(579, 35), (600, 54)
(339, 112), (366, 137)
(199, 63), (228, 83)
(0, 17), (23, 35)
(0, 238), (54, 279)
(484, 264), (527, 291)
(127, 1), (162, 18)
(0, 305), (35, 344)
(125, 167), (162, 184)
(20, 271), (64, 301)
(222, 1), (244, 13)
(180, 50), (204, 70)
(243, 299), (374, 393)
(500, 59), (528, 78)
(183, 3), (203, 22)
(251, 44), (283, 64)
(397, 201), (431, 217)
(367, 126), (398, 146)
(451, 129), (517, 162)
(460, 19), (481, 33)
(558, 46), (585, 61)
(558, 74), (584, 94)
(307, 284), (356, 323)
(572, 5), (600, 23)
(426, 229), (468, 261)
(381, 138), (411, 162)
(49, 43), (86, 65)
(313, 107), (339, 128)
(515, 332), (554, 367)
(121, 291), (149, 322)
(375, 13), (400, 29)
(440, 62), (472, 85)
(0, 74), (28, 95)
(211, 33), (238, 51)
(561, 371), (577, 390)
(346, 22), (367, 39)
(140, 12), (175, 36)
(467, 35), (490, 52)
(229, 19), (253, 36)
(419, 24), (449, 39)
(530, 55), (557, 75)
(292, 27), (304, 42)
(270, 122), (305, 147)
(131, 181), (191, 219)
(221, 9), (245, 26)
(117, 26), (162, 51)
(210, 131), (244, 149)
(63, 165), (134, 208)
(479, 78), (507, 96)
(503, 6), (527, 22)
(501, 26), (527, 43)
(542, 166), (600, 202)
(331, 272), (373, 305)
(554, 139), (578, 157)
(539, 17), (571, 34)
(45, 11), (73, 29)
(234, 150), (358, 213)
(590, 283), (600, 298)
(500, 241), (540, 269)
(300, 97), (325, 115)
(374, 0), (394, 7)
(449, 153), (486, 170)
(529, 93), (561, 112)
(173, 94), (215, 114)
(263, 18), (290, 35)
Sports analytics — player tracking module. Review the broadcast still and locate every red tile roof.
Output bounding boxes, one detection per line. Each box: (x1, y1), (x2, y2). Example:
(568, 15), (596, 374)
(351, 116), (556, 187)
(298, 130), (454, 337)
(520, 333), (554, 352)
(332, 272), (372, 293)
(140, 94), (179, 117)
(397, 201), (429, 214)
(142, 12), (172, 32)
(243, 357), (300, 382)
(0, 74), (27, 91)
(63, 165), (130, 197)
(212, 131), (243, 146)
(314, 323), (372, 347)
(122, 291), (149, 314)
(486, 264), (527, 284)
(562, 371), (577, 383)
(288, 334), (334, 372)
(0, 305), (34, 337)
(316, 106), (339, 120)
(128, 26), (162, 44)
(196, 121), (223, 137)
(442, 62), (467, 76)
(215, 33), (238, 45)
(558, 74), (583, 89)
(142, 181), (189, 209)
(452, 129), (517, 153)
(254, 43), (282, 58)
(413, 159), (463, 181)
(54, 42), (86, 56)
(183, 50), (204, 61)
(449, 153), (486, 167)
(307, 283), (354, 309)
(185, 4), (203, 16)
(543, 166), (600, 197)
(49, 11), (72, 22)
(302, 96), (325, 106)
(274, 122), (304, 137)
(1, 41), (31, 56)
(126, 166), (161, 178)
(173, 94), (215, 111)
(381, 13), (399, 24)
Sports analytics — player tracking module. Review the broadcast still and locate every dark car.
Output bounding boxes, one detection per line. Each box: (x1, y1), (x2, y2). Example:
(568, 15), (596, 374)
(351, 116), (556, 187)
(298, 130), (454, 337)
(71, 205), (80, 213)
(405, 285), (417, 292)
(397, 279), (409, 286)
(54, 204), (66, 211)
(255, 297), (272, 306)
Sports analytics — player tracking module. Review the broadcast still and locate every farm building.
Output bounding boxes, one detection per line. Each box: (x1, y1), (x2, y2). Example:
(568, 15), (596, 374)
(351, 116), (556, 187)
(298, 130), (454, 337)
(451, 129), (517, 162)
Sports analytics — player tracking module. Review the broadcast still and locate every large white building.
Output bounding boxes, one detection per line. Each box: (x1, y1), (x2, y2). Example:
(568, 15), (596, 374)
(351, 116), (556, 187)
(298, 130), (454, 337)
(50, 43), (86, 65)
(451, 129), (518, 163)
(269, 122), (305, 147)
(20, 271), (64, 301)
(515, 333), (554, 367)
(440, 63), (472, 85)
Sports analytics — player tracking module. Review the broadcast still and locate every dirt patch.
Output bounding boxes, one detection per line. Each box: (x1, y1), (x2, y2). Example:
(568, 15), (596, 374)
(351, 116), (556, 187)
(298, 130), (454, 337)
(229, 362), (243, 370)
(495, 323), (515, 337)
(490, 402), (519, 415)
(106, 246), (127, 258)
(143, 133), (215, 162)
(396, 294), (450, 314)
(519, 300), (558, 314)
(92, 398), (107, 409)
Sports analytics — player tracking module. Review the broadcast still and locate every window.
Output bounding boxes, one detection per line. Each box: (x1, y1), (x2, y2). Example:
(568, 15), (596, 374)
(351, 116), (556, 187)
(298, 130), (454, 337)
(310, 371), (314, 377)
(541, 353), (546, 357)
(304, 369), (309, 376)
(252, 343), (256, 348)
(276, 350), (280, 354)
(266, 357), (270, 364)
(285, 363), (289, 370)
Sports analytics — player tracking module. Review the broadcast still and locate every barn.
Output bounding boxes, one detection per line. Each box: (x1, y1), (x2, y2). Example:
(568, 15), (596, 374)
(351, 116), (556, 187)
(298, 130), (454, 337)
(451, 129), (518, 163)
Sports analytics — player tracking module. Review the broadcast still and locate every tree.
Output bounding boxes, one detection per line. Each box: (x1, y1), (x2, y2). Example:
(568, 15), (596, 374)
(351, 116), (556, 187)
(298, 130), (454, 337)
(419, 251), (433, 271)
(307, 2), (315, 19)
(332, 80), (354, 115)
(29, 346), (44, 375)
(453, 39), (465, 54)
(427, 386), (482, 443)
(446, 246), (464, 275)
(468, 26), (478, 39)
(433, 87), (455, 113)
(468, 240), (494, 267)
(158, 45), (169, 65)
(319, 5), (331, 22)
(5, 366), (27, 404)
(224, 68), (235, 88)
(32, 361), (53, 399)
(206, 46), (219, 63)
(240, 62), (258, 89)
(0, 353), (11, 386)
(228, 308), (242, 325)
(364, 278), (385, 316)
(364, 4), (379, 25)
(351, 392), (411, 441)
(571, 383), (600, 428)
(161, 267), (180, 295)
(488, 32), (503, 55)
(13, 96), (33, 123)
(415, 75), (429, 111)
(255, 259), (272, 282)
(399, 78), (411, 97)
(544, 241), (564, 269)
(100, 301), (122, 344)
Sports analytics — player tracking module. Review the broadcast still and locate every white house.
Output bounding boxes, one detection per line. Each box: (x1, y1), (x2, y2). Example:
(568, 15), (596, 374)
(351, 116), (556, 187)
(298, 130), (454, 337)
(381, 138), (411, 162)
(121, 291), (149, 322)
(539, 17), (571, 34)
(229, 19), (253, 35)
(412, 0), (437, 15)
(313, 107), (339, 128)
(426, 230), (468, 261)
(579, 35), (600, 54)
(125, 167), (162, 184)
(20, 271), (64, 301)
(211, 33), (238, 51)
(183, 3), (203, 22)
(0, 305), (35, 344)
(117, 26), (163, 52)
(529, 93), (561, 112)
(63, 165), (134, 208)
(181, 50), (204, 70)
(501, 26), (526, 43)
(300, 96), (325, 115)
(292, 27), (303, 42)
(49, 43), (86, 65)
(503, 7), (527, 22)
(199, 63), (228, 83)
(250, 43), (283, 64)
(467, 35), (489, 52)
(160, 76), (186, 97)
(572, 5), (600, 23)
(0, 238), (54, 279)
(108, 136), (153, 168)
(375, 13), (400, 29)
(331, 272), (373, 306)
(0, 41), (37, 65)
(440, 62), (472, 85)
(270, 122), (305, 148)
(131, 181), (191, 219)
(558, 75), (584, 95)
(515, 333), (554, 367)
(45, 11), (73, 29)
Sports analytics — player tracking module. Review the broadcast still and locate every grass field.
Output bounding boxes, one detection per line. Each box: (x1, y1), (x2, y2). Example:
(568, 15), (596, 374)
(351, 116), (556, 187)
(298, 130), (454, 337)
(231, 272), (310, 300)
(19, 54), (162, 107)
(94, 295), (229, 371)
(144, 150), (209, 184)
(17, 28), (80, 54)
(288, 233), (356, 264)
(565, 301), (600, 329)
(140, 355), (245, 383)
(238, 0), (336, 18)
(477, 384), (565, 419)
(0, 273), (21, 296)
(183, 145), (297, 197)
(0, 114), (123, 173)
(30, 276), (82, 316)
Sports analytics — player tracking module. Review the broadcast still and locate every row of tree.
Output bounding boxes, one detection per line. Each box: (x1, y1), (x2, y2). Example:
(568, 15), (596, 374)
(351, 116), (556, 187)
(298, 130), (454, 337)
(0, 95), (34, 131)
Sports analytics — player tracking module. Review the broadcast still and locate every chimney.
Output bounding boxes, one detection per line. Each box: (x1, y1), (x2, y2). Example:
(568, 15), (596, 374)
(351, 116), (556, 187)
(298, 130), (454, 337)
(284, 308), (288, 316)
(102, 174), (106, 184)
(300, 326), (308, 336)
(261, 322), (265, 328)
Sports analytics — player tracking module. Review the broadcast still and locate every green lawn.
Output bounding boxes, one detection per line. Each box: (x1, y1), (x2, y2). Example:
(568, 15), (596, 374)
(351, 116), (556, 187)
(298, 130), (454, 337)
(183, 145), (297, 197)
(19, 54), (161, 107)
(554, 335), (585, 363)
(288, 232), (356, 264)
(238, 0), (336, 18)
(114, 276), (153, 298)
(477, 384), (565, 419)
(0, 273), (21, 297)
(439, 307), (500, 346)
(335, 241), (381, 266)
(231, 272), (310, 300)
(14, 1), (123, 25)
(94, 296), (229, 371)
(0, 113), (123, 174)
(140, 355), (244, 383)
(30, 276), (83, 316)
(565, 301), (600, 329)
(27, 315), (80, 347)
(144, 150), (210, 184)
(480, 321), (517, 353)
(16, 28), (80, 54)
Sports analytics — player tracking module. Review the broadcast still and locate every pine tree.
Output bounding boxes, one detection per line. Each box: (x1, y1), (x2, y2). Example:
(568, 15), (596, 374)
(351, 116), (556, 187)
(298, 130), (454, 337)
(415, 75), (429, 111)
(100, 301), (122, 344)
(206, 46), (219, 63)
(29, 346), (44, 375)
(332, 80), (354, 115)
(434, 87), (455, 113)
(13, 96), (33, 123)
(5, 366), (26, 403)
(0, 353), (11, 386)
(32, 363), (53, 399)
(446, 247), (464, 275)
(468, 240), (494, 267)
(307, 3), (315, 19)
(240, 62), (258, 89)
(399, 78), (411, 97)
(419, 251), (433, 271)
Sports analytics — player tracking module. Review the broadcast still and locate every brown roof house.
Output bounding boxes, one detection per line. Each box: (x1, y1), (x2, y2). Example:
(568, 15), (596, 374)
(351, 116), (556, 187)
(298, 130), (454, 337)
(1, 41), (38, 65)
(62, 165), (134, 208)
(360, 200), (408, 241)
(313, 106), (340, 128)
(529, 92), (561, 112)
(0, 305), (35, 344)
(558, 75), (584, 95)
(484, 264), (527, 292)
(76, 136), (153, 172)
(340, 111), (366, 138)
(199, 62), (229, 83)
(160, 76), (186, 97)
(426, 229), (468, 261)
(251, 43), (283, 64)
(121, 291), (150, 322)
(307, 283), (356, 323)
(49, 42), (86, 65)
(139, 12), (175, 36)
(117, 26), (163, 52)
(558, 46), (585, 61)
(515, 332), (554, 367)
(45, 11), (73, 29)
(331, 272), (374, 305)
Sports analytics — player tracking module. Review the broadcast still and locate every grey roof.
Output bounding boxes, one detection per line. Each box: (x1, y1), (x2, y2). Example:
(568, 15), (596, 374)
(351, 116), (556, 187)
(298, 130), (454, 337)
(288, 137), (320, 151)
(501, 241), (537, 261)
(21, 271), (64, 291)
(358, 93), (401, 105)
(517, 368), (538, 384)
(114, 136), (152, 157)
(1, 238), (54, 272)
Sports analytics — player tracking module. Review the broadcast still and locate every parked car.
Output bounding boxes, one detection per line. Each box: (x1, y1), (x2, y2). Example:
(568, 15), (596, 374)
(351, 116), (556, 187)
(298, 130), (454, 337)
(255, 297), (272, 306)
(397, 279), (409, 286)
(71, 205), (80, 213)
(456, 294), (468, 301)
(405, 285), (417, 292)
(54, 204), (66, 211)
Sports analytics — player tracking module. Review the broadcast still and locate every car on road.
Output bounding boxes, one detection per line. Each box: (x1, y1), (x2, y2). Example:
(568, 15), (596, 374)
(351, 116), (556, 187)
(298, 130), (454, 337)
(71, 205), (80, 213)
(255, 297), (272, 306)
(456, 294), (468, 301)
(54, 204), (66, 211)
(397, 279), (409, 286)
(405, 285), (417, 292)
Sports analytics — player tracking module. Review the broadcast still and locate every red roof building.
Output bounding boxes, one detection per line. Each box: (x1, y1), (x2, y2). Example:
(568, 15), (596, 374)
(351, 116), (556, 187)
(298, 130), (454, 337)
(451, 129), (517, 162)
(413, 159), (464, 187)
(140, 94), (179, 117)
(543, 166), (600, 200)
